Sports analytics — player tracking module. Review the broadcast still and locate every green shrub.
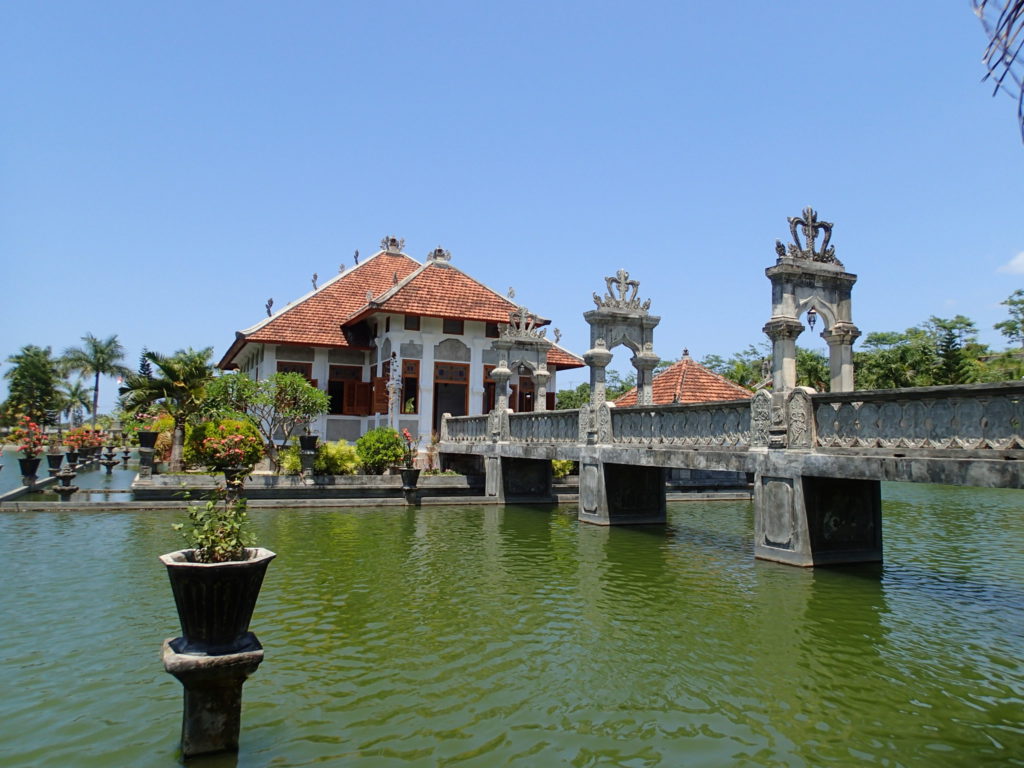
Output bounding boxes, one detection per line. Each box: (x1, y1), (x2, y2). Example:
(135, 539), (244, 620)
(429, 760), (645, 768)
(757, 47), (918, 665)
(280, 439), (361, 475)
(174, 491), (254, 563)
(552, 459), (575, 478)
(355, 427), (404, 475)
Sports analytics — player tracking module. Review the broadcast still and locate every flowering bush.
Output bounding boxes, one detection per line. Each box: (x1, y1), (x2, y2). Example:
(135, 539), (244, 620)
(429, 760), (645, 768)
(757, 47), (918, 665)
(11, 415), (46, 459)
(64, 427), (89, 451)
(190, 420), (264, 471)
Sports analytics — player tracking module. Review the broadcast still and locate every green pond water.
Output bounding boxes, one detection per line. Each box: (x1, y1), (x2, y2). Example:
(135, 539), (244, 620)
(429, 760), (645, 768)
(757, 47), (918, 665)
(0, 483), (1021, 767)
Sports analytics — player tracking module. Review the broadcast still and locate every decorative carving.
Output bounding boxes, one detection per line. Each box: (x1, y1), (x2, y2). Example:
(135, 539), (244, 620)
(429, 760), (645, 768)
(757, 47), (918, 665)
(553, 328), (562, 344)
(311, 273), (318, 290)
(380, 235), (405, 253)
(578, 404), (593, 443)
(592, 269), (652, 313)
(507, 287), (515, 299)
(427, 246), (451, 262)
(265, 298), (273, 317)
(502, 305), (547, 340)
(595, 403), (613, 443)
(751, 390), (771, 447)
(353, 249), (359, 265)
(775, 206), (843, 267)
(787, 388), (814, 448)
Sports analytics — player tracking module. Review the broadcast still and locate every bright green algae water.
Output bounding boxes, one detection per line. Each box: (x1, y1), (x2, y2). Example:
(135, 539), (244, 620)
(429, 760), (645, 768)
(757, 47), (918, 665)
(0, 484), (1021, 767)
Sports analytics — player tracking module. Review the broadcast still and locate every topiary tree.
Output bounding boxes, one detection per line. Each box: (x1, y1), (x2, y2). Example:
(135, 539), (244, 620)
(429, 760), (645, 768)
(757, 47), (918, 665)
(355, 427), (405, 475)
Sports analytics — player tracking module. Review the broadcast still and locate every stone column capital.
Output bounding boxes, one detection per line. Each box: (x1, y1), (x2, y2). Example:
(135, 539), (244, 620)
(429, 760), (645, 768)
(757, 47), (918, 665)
(821, 323), (861, 347)
(762, 318), (804, 342)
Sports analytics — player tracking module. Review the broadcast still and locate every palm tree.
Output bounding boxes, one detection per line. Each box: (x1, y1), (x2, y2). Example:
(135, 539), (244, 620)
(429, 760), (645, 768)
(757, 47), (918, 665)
(58, 378), (93, 434)
(61, 334), (130, 430)
(119, 347), (215, 471)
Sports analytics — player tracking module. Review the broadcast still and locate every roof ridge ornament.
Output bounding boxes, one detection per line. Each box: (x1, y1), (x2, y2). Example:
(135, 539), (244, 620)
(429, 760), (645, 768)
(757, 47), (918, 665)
(502, 305), (547, 340)
(381, 235), (405, 254)
(427, 246), (451, 262)
(592, 269), (651, 313)
(775, 206), (843, 267)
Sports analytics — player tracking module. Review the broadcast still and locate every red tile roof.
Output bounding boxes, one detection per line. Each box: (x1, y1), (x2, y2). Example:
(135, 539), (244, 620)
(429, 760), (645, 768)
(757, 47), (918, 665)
(614, 356), (752, 406)
(346, 261), (524, 325)
(219, 249), (585, 371)
(546, 344), (584, 370)
(218, 252), (421, 367)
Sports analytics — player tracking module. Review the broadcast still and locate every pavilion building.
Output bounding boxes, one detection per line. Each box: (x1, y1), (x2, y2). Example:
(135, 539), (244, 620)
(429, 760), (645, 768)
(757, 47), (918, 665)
(218, 237), (584, 443)
(613, 350), (753, 407)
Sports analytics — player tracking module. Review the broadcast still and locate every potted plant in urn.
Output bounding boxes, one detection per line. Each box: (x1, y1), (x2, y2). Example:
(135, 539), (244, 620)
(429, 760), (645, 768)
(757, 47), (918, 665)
(400, 428), (421, 490)
(11, 415), (46, 484)
(161, 491), (275, 655)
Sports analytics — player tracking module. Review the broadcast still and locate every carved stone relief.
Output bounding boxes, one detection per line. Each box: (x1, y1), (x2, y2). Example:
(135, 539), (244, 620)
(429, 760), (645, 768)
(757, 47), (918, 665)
(435, 338), (471, 362)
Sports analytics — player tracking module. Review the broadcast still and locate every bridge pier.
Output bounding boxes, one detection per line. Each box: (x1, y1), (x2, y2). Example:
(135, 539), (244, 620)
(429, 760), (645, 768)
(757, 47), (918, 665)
(578, 452), (666, 525)
(754, 464), (881, 566)
(484, 453), (554, 504)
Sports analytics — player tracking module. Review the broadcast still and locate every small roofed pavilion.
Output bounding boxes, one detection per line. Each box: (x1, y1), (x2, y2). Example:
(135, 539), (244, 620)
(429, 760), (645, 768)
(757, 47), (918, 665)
(613, 350), (753, 407)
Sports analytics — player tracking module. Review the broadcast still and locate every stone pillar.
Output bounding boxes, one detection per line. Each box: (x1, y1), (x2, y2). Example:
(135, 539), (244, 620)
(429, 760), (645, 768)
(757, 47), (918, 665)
(822, 323), (861, 392)
(584, 339), (613, 407)
(532, 366), (550, 411)
(162, 637), (264, 758)
(483, 452), (504, 502)
(631, 347), (660, 406)
(763, 318), (804, 392)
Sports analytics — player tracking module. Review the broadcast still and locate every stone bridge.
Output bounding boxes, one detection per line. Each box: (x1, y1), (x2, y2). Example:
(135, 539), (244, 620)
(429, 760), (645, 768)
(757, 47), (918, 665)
(436, 209), (1024, 566)
(439, 382), (1024, 566)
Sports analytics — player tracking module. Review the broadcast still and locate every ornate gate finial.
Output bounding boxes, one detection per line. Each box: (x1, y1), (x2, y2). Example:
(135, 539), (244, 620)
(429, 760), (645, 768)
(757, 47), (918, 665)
(775, 206), (842, 267)
(502, 305), (547, 340)
(592, 269), (652, 313)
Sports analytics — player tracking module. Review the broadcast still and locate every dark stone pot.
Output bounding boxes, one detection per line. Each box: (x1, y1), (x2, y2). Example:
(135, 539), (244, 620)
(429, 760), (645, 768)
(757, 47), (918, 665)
(65, 450), (80, 465)
(137, 430), (159, 449)
(160, 548), (276, 655)
(45, 453), (64, 471)
(222, 466), (249, 485)
(18, 457), (41, 482)
(298, 435), (318, 452)
(400, 468), (421, 490)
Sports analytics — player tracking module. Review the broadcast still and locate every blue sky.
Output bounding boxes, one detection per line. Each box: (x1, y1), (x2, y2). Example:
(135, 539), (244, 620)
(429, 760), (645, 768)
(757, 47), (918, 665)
(2, 1), (1022, 412)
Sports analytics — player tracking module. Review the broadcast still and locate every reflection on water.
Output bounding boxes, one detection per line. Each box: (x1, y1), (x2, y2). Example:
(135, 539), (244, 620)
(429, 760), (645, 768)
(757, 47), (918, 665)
(0, 483), (1020, 766)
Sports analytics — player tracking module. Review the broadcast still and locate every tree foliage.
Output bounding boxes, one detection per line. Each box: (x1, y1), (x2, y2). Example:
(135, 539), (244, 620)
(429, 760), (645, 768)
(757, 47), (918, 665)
(119, 347), (217, 471)
(61, 333), (129, 429)
(994, 289), (1024, 348)
(207, 372), (330, 470)
(2, 345), (63, 426)
(975, 0), (1024, 140)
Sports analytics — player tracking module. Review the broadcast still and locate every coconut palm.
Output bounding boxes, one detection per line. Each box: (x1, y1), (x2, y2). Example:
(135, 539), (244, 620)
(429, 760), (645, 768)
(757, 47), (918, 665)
(61, 333), (130, 430)
(119, 347), (216, 471)
(58, 378), (93, 434)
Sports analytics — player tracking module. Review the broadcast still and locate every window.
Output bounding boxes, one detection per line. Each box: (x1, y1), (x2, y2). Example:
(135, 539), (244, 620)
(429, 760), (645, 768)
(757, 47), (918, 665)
(277, 361), (313, 380)
(385, 317), (391, 332)
(404, 315), (420, 331)
(485, 323), (500, 338)
(442, 318), (464, 335)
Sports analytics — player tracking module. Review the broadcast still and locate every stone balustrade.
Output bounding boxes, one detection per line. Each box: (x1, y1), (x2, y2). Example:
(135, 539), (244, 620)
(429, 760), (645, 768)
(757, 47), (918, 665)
(812, 382), (1024, 451)
(610, 400), (752, 448)
(444, 414), (489, 443)
(509, 410), (579, 443)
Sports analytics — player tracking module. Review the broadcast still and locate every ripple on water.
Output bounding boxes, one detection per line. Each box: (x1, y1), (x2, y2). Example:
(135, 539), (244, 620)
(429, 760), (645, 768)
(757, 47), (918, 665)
(0, 488), (1021, 767)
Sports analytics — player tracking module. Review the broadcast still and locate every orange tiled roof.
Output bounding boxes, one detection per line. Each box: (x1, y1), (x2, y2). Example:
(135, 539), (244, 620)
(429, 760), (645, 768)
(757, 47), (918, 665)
(219, 252), (420, 367)
(614, 356), (753, 406)
(346, 261), (523, 325)
(546, 344), (584, 370)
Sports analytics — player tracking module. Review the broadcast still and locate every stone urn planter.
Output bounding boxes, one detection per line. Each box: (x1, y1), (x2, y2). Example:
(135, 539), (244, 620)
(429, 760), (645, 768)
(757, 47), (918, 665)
(137, 430), (159, 450)
(45, 452), (64, 472)
(160, 548), (276, 655)
(298, 435), (319, 452)
(399, 468), (421, 490)
(18, 457), (41, 484)
(65, 450), (79, 466)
